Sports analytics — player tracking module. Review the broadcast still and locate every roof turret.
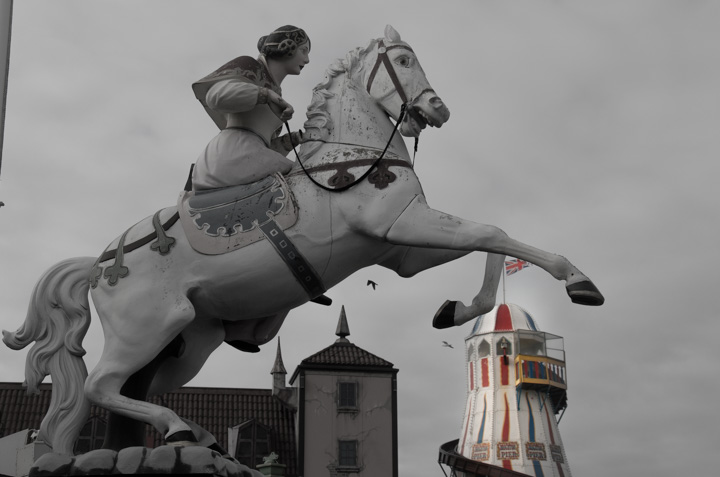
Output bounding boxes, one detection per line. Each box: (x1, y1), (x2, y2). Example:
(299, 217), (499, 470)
(467, 303), (540, 338)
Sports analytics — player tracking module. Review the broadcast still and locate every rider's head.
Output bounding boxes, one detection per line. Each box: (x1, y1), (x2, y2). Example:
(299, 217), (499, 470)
(257, 26), (311, 59)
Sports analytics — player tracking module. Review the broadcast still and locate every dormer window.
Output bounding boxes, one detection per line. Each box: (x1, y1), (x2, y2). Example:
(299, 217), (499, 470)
(74, 416), (106, 455)
(231, 419), (273, 468)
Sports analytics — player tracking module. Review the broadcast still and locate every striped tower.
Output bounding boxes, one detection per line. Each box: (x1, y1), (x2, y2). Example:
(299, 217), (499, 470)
(458, 303), (572, 476)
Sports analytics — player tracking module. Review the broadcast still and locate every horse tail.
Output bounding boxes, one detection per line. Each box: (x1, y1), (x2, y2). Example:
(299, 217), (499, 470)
(2, 257), (96, 455)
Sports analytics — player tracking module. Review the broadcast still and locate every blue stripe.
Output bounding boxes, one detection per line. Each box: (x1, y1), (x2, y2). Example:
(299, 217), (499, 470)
(526, 393), (545, 477)
(477, 395), (487, 443)
(521, 309), (538, 330)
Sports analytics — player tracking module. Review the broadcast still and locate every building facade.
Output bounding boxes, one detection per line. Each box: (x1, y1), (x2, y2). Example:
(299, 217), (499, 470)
(289, 307), (398, 477)
(0, 307), (397, 477)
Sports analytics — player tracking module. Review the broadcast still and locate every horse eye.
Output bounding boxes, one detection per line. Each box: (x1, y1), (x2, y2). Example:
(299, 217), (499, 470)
(396, 56), (411, 67)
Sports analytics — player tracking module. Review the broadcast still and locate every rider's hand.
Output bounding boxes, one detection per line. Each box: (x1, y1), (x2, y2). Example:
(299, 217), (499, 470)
(267, 90), (294, 122)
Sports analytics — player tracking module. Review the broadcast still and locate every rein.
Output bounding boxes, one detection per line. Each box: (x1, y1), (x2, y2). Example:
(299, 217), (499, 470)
(285, 102), (407, 192)
(288, 38), (428, 192)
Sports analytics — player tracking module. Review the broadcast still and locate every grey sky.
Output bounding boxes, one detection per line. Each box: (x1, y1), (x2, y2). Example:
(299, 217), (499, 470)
(1, 1), (718, 475)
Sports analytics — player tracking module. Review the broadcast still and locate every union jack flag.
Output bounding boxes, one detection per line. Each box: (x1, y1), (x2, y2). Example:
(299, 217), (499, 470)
(505, 259), (531, 276)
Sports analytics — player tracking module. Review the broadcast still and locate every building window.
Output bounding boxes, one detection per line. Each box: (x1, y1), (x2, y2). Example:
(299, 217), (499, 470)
(233, 420), (273, 468)
(338, 439), (358, 468)
(74, 416), (106, 455)
(338, 381), (357, 410)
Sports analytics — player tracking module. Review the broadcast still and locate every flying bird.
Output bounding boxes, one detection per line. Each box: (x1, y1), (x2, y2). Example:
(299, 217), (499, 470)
(367, 280), (378, 290)
(442, 341), (454, 349)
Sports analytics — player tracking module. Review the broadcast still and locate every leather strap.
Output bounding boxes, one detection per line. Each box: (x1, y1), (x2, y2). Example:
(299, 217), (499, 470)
(259, 220), (326, 300)
(366, 40), (414, 103)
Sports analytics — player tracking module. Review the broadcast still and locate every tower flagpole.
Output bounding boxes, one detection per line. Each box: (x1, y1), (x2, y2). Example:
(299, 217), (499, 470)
(502, 263), (506, 304)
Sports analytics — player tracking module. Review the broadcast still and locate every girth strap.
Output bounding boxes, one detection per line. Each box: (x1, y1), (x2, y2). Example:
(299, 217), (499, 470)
(258, 220), (327, 301)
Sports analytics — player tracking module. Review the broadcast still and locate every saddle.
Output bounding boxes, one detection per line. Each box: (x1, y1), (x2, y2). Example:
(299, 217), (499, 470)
(178, 174), (298, 255)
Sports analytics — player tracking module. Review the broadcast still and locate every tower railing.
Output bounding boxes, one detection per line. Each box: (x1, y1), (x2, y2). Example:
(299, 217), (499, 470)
(514, 355), (567, 390)
(514, 355), (568, 413)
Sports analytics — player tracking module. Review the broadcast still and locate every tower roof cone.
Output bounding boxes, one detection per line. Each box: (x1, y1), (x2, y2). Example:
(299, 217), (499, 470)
(467, 303), (540, 339)
(271, 337), (287, 375)
(335, 306), (351, 343)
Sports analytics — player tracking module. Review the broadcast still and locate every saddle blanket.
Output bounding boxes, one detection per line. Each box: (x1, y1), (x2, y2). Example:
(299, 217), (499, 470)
(178, 173), (299, 255)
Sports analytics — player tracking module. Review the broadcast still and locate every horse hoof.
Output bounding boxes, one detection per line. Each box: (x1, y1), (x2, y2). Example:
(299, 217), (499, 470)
(226, 340), (261, 353)
(433, 300), (457, 329)
(166, 430), (198, 446)
(566, 280), (605, 306)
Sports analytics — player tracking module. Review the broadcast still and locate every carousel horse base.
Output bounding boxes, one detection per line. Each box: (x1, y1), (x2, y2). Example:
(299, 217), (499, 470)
(29, 445), (261, 476)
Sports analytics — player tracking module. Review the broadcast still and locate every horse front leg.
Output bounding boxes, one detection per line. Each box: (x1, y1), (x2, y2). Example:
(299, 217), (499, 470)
(380, 247), (505, 327)
(385, 195), (604, 325)
(433, 253), (506, 329)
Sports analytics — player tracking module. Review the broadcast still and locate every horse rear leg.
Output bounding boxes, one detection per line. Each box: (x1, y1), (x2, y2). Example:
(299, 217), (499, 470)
(102, 316), (226, 450)
(85, 302), (198, 444)
(101, 333), (186, 450)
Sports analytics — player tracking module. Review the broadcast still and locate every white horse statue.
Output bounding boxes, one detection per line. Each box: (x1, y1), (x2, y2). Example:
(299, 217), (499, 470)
(3, 26), (603, 457)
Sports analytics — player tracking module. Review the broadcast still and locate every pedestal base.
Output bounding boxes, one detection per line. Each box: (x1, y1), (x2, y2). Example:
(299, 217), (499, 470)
(29, 445), (263, 476)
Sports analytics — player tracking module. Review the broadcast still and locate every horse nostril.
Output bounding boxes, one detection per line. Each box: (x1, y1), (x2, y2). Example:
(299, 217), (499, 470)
(430, 96), (444, 108)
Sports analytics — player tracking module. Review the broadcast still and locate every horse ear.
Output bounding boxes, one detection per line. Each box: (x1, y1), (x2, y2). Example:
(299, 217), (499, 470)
(384, 25), (401, 43)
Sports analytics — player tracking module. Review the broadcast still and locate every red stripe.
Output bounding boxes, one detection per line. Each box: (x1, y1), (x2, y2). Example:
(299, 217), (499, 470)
(500, 356), (509, 386)
(481, 358), (489, 387)
(470, 362), (475, 390)
(495, 304), (513, 331)
(502, 393), (512, 470)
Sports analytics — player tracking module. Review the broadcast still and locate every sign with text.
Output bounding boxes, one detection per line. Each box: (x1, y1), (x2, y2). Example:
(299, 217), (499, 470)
(496, 441), (520, 460)
(471, 443), (490, 461)
(525, 442), (547, 460)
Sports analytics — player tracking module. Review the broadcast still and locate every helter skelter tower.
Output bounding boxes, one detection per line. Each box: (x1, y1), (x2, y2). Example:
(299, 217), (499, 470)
(456, 303), (572, 476)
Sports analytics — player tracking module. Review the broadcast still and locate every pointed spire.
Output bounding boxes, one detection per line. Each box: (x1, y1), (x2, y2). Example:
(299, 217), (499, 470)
(335, 306), (351, 343)
(271, 337), (287, 375)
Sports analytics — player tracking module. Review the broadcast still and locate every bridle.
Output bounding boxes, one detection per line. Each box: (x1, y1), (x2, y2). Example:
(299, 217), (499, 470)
(288, 39), (428, 192)
(366, 40), (434, 106)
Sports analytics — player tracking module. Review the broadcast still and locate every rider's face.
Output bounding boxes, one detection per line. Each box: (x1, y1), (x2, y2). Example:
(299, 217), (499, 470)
(284, 42), (310, 76)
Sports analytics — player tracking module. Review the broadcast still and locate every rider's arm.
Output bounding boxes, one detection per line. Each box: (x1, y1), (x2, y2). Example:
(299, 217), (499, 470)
(206, 79), (294, 121)
(270, 130), (303, 155)
(205, 79), (263, 113)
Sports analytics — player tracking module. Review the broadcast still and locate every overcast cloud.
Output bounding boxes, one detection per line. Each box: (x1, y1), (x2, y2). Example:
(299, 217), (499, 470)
(1, 1), (718, 476)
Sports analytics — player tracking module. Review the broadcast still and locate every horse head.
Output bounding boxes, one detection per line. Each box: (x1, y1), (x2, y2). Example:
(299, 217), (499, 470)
(364, 25), (451, 138)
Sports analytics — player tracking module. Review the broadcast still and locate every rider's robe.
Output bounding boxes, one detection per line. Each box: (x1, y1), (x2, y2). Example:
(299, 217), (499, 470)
(191, 56), (295, 190)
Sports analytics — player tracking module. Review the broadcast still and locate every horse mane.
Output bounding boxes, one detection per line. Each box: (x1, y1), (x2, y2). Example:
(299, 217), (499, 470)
(299, 39), (378, 161)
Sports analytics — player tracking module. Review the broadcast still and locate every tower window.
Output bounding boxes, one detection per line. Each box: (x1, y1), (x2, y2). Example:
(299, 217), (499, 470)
(496, 336), (512, 356)
(338, 439), (358, 468)
(478, 339), (490, 357)
(338, 381), (358, 409)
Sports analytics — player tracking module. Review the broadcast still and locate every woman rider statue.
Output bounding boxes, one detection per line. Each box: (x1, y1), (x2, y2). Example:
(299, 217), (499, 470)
(191, 26), (310, 191)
